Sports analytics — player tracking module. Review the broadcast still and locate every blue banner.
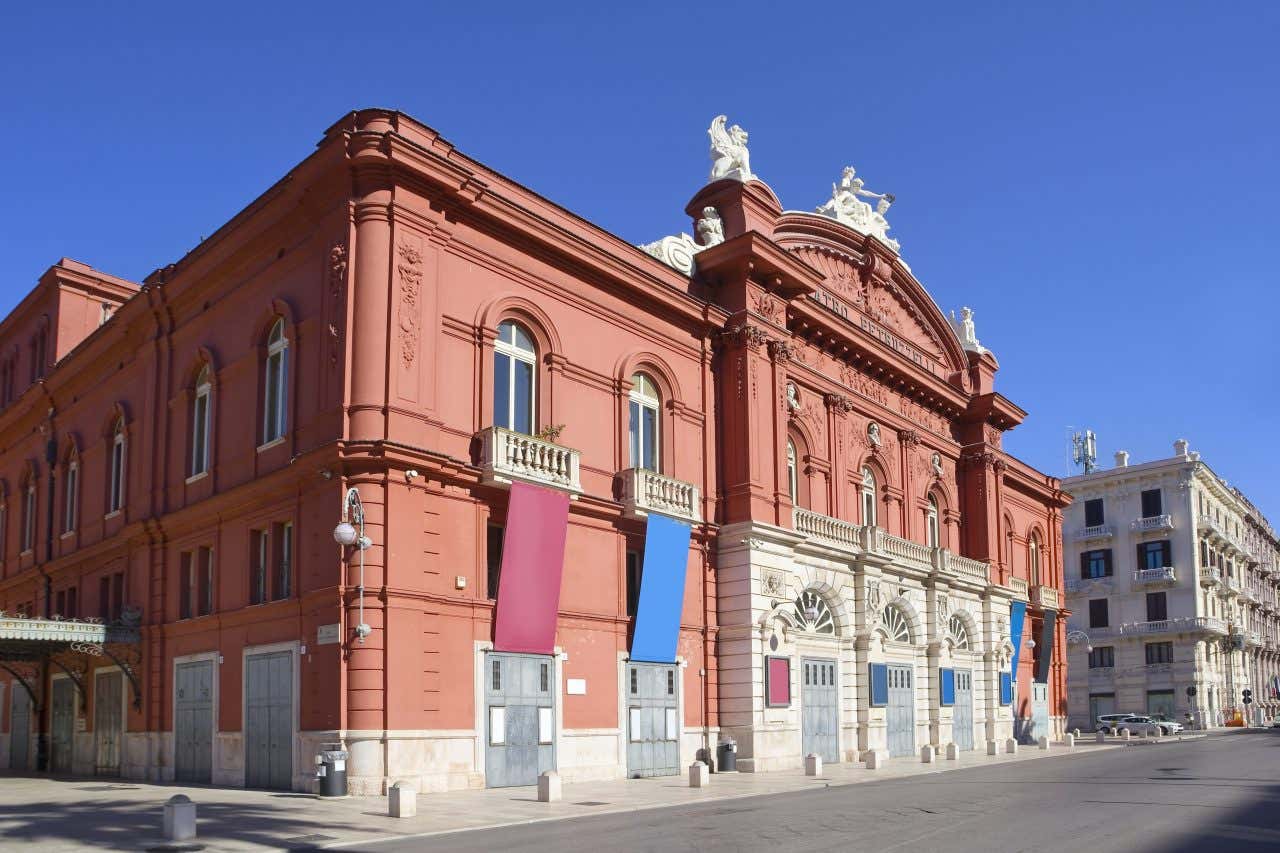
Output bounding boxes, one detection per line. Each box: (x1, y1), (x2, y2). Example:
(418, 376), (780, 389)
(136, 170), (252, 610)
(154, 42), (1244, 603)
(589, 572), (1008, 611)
(1009, 600), (1027, 692)
(629, 513), (692, 663)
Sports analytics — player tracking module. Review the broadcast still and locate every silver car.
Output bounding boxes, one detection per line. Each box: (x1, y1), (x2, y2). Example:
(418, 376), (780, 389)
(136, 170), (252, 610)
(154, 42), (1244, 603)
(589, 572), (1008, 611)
(1118, 715), (1178, 736)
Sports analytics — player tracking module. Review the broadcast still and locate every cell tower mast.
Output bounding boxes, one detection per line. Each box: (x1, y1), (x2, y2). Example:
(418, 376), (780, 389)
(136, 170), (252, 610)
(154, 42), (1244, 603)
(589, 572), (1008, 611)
(1071, 429), (1098, 474)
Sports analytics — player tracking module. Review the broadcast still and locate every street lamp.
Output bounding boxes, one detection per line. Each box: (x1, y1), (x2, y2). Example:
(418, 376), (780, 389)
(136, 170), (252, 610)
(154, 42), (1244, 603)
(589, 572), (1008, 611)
(334, 487), (373, 643)
(1066, 630), (1092, 654)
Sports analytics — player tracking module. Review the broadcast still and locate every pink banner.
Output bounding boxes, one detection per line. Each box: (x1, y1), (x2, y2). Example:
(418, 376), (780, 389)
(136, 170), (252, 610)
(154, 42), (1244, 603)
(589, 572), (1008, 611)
(493, 482), (570, 654)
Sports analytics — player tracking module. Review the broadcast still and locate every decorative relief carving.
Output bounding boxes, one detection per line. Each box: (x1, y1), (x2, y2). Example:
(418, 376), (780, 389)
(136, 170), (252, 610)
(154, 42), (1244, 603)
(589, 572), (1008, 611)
(327, 243), (348, 366)
(799, 401), (825, 441)
(718, 323), (769, 350)
(762, 568), (788, 599)
(396, 241), (424, 367)
(936, 595), (951, 627)
(785, 382), (801, 411)
(899, 397), (949, 437)
(897, 429), (921, 449)
(752, 291), (785, 326)
(824, 393), (854, 414)
(708, 114), (754, 182)
(866, 422), (883, 447)
(767, 339), (794, 363)
(984, 424), (1003, 448)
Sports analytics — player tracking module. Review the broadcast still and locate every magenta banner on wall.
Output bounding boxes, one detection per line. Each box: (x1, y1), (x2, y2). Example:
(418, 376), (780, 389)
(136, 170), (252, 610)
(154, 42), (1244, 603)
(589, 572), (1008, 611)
(493, 481), (570, 655)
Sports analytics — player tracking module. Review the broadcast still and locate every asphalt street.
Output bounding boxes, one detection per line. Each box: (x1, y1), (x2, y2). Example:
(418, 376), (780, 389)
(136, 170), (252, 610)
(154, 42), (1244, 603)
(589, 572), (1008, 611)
(347, 731), (1280, 853)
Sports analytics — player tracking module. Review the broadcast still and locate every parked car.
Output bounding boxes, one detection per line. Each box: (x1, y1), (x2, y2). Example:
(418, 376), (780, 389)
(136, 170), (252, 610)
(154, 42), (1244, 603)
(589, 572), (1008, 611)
(1117, 715), (1179, 736)
(1096, 713), (1135, 732)
(1149, 714), (1183, 734)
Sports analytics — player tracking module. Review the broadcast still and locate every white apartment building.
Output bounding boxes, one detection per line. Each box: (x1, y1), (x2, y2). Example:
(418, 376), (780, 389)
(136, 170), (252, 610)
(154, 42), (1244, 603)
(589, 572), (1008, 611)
(1063, 440), (1280, 729)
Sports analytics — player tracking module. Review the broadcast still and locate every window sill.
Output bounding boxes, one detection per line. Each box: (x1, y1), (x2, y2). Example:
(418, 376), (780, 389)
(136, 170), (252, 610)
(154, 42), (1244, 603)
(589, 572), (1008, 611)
(185, 471), (209, 485)
(60, 530), (75, 540)
(104, 511), (121, 521)
(19, 549), (32, 558)
(256, 437), (286, 454)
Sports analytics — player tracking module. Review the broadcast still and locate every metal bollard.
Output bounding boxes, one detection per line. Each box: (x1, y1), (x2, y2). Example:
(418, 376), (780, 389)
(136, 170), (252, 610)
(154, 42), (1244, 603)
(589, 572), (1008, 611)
(388, 782), (417, 818)
(537, 771), (562, 802)
(689, 761), (709, 787)
(163, 794), (197, 842)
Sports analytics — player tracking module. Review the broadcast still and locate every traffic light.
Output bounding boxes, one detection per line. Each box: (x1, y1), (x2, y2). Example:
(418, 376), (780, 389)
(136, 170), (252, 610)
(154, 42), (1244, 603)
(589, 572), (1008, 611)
(1242, 689), (1253, 705)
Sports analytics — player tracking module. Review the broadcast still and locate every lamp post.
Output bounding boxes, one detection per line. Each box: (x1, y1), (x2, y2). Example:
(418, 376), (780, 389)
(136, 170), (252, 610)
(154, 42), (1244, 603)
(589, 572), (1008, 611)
(333, 487), (373, 643)
(1065, 630), (1093, 653)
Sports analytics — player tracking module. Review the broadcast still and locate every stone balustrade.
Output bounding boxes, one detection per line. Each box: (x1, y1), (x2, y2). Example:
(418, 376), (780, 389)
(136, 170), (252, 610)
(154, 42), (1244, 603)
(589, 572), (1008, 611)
(476, 426), (582, 493)
(792, 507), (863, 551)
(1131, 514), (1174, 533)
(1074, 616), (1227, 638)
(618, 467), (700, 523)
(1008, 577), (1030, 600)
(1074, 524), (1115, 541)
(880, 532), (934, 571)
(936, 550), (990, 584)
(1030, 585), (1060, 609)
(1133, 566), (1176, 586)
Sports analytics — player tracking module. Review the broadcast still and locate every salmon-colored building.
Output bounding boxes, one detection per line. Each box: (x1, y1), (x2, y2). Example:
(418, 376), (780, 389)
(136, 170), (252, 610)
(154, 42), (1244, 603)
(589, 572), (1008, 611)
(0, 110), (1068, 794)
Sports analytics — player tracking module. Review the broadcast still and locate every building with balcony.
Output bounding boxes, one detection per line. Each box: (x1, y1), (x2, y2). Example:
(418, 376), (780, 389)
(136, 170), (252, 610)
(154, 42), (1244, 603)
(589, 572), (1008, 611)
(0, 109), (1068, 794)
(1063, 442), (1280, 730)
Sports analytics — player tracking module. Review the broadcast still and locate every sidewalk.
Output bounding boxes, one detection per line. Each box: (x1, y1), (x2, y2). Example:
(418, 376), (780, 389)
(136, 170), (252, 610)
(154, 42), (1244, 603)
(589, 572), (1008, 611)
(0, 738), (1135, 852)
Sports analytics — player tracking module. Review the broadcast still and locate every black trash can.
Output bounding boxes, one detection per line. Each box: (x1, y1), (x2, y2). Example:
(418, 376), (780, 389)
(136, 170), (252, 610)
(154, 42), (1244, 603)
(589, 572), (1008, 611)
(717, 739), (737, 773)
(316, 744), (349, 797)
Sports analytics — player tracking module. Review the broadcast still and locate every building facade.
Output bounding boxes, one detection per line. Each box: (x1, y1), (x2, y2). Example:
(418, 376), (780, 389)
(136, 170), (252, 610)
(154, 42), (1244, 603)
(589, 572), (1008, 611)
(0, 109), (1067, 795)
(1063, 441), (1280, 730)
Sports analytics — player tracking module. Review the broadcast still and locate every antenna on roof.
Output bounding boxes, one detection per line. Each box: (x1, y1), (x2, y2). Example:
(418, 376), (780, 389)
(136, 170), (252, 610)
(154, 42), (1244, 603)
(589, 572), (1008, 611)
(1071, 429), (1098, 474)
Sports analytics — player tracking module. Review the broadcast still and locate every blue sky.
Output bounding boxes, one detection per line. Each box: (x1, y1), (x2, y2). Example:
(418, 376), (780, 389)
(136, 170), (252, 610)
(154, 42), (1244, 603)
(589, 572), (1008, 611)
(3, 2), (1277, 519)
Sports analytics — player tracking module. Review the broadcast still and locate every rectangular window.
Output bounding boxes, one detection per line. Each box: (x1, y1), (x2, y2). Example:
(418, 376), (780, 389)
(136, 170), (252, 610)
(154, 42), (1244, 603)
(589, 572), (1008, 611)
(1089, 599), (1109, 628)
(538, 706), (553, 744)
(22, 486), (35, 552)
(55, 590), (65, 616)
(625, 549), (642, 617)
(1146, 689), (1175, 719)
(250, 530), (268, 605)
(488, 706), (505, 745)
(63, 464), (78, 533)
(66, 587), (77, 618)
(491, 659), (501, 691)
(766, 656), (791, 707)
(179, 551), (193, 619)
(486, 523), (505, 600)
(264, 348), (287, 443)
(513, 359), (533, 435)
(1084, 499), (1105, 528)
(192, 392), (209, 475)
(99, 576), (111, 621)
(111, 572), (124, 621)
(1146, 591), (1168, 622)
(1080, 549), (1113, 579)
(665, 707), (678, 740)
(197, 546), (214, 616)
(271, 521), (292, 600)
(1145, 642), (1174, 664)
(1141, 489), (1163, 518)
(1088, 646), (1115, 668)
(1137, 540), (1172, 571)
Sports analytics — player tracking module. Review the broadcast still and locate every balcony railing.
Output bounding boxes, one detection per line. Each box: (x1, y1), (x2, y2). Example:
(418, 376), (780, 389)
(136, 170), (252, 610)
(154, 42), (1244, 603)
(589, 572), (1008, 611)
(1199, 567), (1220, 588)
(880, 532), (935, 571)
(1008, 577), (1029, 600)
(1030, 585), (1060, 609)
(936, 550), (990, 584)
(1131, 514), (1174, 533)
(477, 426), (582, 493)
(1074, 524), (1115, 541)
(1134, 567), (1177, 586)
(1246, 631), (1263, 647)
(792, 507), (863, 551)
(618, 468), (700, 523)
(1075, 616), (1227, 638)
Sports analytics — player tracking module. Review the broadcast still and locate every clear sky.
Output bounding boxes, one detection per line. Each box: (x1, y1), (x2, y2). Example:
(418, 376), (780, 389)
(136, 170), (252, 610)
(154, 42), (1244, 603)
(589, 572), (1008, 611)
(3, 2), (1277, 520)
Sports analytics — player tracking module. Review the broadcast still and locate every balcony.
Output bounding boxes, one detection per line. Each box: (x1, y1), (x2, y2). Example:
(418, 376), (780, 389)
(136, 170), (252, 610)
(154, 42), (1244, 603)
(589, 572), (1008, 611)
(1030, 585), (1060, 609)
(1199, 567), (1221, 588)
(1131, 514), (1174, 533)
(618, 468), (701, 523)
(1134, 567), (1177, 587)
(477, 426), (582, 493)
(1198, 516), (1224, 539)
(792, 507), (863, 552)
(1246, 630), (1263, 648)
(1008, 577), (1029, 600)
(1074, 524), (1115, 542)
(1084, 616), (1227, 638)
(935, 550), (991, 584)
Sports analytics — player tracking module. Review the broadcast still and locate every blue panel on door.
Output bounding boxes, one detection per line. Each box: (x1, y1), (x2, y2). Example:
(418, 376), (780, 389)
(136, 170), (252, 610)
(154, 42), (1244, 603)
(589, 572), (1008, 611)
(1009, 601), (1027, 689)
(940, 668), (955, 706)
(1000, 672), (1013, 705)
(870, 663), (888, 706)
(630, 514), (692, 664)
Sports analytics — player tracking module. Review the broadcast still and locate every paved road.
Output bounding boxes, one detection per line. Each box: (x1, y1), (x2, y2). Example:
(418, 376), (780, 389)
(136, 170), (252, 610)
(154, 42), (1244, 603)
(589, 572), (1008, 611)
(349, 731), (1280, 853)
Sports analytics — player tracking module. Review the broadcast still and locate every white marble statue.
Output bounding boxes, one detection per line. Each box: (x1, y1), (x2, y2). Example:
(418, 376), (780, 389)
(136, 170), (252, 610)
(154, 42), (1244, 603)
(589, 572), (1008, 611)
(696, 206), (725, 247)
(786, 383), (801, 411)
(815, 166), (900, 253)
(708, 115), (754, 182)
(640, 206), (725, 276)
(948, 307), (988, 355)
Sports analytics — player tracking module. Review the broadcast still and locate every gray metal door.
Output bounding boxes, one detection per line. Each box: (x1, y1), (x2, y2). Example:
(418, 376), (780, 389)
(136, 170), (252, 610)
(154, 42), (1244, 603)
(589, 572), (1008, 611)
(801, 658), (838, 763)
(886, 664), (915, 758)
(625, 662), (679, 778)
(953, 669), (974, 751)
(174, 660), (214, 784)
(51, 679), (75, 773)
(94, 671), (123, 776)
(9, 687), (31, 770)
(245, 651), (293, 790)
(484, 652), (556, 788)
(1030, 682), (1049, 742)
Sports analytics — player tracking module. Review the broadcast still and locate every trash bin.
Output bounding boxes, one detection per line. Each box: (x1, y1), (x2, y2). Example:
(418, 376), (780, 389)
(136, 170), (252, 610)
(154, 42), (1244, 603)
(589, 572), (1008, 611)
(316, 744), (349, 797)
(717, 738), (737, 773)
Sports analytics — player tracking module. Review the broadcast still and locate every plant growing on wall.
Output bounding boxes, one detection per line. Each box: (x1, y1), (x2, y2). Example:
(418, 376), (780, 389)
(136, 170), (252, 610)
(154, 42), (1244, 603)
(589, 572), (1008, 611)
(536, 424), (566, 443)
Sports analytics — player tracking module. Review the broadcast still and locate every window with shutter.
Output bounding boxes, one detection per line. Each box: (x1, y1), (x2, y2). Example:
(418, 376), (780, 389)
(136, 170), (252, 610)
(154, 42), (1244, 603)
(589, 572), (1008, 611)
(1084, 499), (1105, 527)
(1089, 599), (1109, 628)
(1140, 489), (1162, 518)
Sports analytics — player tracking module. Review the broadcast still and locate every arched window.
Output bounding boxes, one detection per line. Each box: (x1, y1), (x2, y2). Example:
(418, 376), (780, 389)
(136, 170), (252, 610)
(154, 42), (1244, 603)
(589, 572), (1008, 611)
(949, 613), (970, 650)
(191, 364), (212, 476)
(263, 319), (289, 444)
(108, 418), (126, 514)
(63, 454), (78, 534)
(880, 604), (911, 643)
(927, 494), (940, 548)
(786, 440), (799, 505)
(628, 373), (660, 471)
(794, 590), (835, 634)
(1029, 532), (1042, 586)
(21, 475), (36, 552)
(494, 320), (535, 434)
(862, 467), (877, 527)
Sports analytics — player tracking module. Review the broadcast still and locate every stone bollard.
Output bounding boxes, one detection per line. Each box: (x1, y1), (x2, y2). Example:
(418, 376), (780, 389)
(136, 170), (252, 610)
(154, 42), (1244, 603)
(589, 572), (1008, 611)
(1065, 733), (1075, 748)
(689, 761), (709, 788)
(864, 750), (885, 770)
(1110, 727), (1119, 737)
(1096, 730), (1106, 744)
(388, 782), (417, 818)
(945, 742), (959, 761)
(1072, 728), (1081, 739)
(1122, 729), (1131, 742)
(1004, 738), (1018, 755)
(163, 794), (197, 842)
(987, 739), (999, 756)
(920, 744), (936, 764)
(804, 753), (822, 776)
(1038, 735), (1049, 750)
(537, 771), (562, 803)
